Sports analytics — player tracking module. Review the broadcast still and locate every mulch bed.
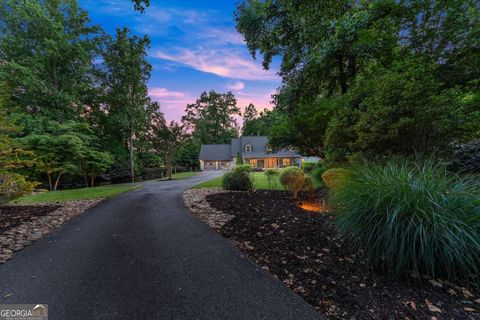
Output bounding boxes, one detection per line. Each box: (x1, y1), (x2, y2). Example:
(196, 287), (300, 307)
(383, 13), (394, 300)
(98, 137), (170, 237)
(206, 190), (480, 320)
(0, 205), (60, 233)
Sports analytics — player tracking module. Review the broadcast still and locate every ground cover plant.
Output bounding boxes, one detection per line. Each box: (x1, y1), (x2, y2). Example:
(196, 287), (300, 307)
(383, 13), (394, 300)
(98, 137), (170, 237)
(329, 159), (480, 282)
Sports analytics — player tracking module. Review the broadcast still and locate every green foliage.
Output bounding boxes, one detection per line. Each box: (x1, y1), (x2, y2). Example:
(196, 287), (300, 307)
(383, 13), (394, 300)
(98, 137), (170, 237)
(301, 162), (316, 173)
(331, 160), (480, 281)
(0, 172), (38, 205)
(235, 0), (480, 160)
(222, 169), (252, 191)
(234, 164), (252, 174)
(310, 164), (327, 187)
(264, 168), (279, 189)
(182, 90), (240, 145)
(449, 140), (480, 174)
(279, 166), (311, 200)
(321, 168), (351, 190)
(236, 153), (243, 165)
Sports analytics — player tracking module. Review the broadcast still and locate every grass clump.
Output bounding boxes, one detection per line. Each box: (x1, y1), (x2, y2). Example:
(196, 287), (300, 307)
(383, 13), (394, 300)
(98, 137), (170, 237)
(264, 169), (280, 190)
(330, 159), (480, 281)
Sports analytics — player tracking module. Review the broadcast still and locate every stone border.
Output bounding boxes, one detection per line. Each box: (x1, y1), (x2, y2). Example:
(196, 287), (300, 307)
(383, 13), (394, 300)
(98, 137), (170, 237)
(0, 199), (102, 263)
(183, 188), (234, 229)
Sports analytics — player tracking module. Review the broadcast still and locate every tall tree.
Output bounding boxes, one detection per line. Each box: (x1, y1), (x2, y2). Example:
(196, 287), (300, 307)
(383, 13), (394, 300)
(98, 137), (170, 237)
(241, 103), (258, 135)
(236, 0), (480, 160)
(0, 0), (100, 124)
(97, 27), (152, 182)
(182, 91), (241, 144)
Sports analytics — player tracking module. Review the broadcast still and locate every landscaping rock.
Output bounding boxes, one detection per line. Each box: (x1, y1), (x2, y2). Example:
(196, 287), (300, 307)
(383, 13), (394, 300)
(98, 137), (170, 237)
(183, 188), (234, 229)
(0, 200), (102, 263)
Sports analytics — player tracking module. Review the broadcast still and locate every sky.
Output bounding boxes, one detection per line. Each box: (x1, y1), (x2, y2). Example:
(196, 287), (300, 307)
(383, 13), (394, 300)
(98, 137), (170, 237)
(79, 0), (281, 121)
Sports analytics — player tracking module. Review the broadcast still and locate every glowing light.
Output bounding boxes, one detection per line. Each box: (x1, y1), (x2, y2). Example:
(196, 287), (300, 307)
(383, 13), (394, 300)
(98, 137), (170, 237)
(298, 201), (328, 212)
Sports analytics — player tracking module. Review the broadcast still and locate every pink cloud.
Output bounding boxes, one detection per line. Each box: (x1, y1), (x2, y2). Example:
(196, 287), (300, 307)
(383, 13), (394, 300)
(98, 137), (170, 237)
(149, 87), (185, 98)
(226, 81), (245, 91)
(152, 48), (278, 81)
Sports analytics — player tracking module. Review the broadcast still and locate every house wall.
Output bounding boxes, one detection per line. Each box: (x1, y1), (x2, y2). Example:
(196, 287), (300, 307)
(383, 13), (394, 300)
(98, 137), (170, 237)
(245, 157), (300, 169)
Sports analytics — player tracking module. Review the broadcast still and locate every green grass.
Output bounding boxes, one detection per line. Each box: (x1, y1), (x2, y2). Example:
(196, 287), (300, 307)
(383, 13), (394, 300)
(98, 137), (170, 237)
(193, 171), (323, 190)
(159, 171), (197, 180)
(13, 184), (139, 204)
(193, 172), (284, 190)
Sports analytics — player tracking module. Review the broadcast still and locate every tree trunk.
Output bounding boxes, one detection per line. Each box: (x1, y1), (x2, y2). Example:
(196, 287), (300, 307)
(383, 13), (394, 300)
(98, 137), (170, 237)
(167, 153), (173, 180)
(90, 176), (95, 187)
(129, 133), (135, 183)
(47, 173), (53, 191)
(84, 173), (89, 188)
(53, 172), (63, 191)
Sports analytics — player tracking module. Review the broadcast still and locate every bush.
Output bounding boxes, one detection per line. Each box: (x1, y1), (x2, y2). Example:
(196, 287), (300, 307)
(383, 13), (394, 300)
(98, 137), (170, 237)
(330, 159), (480, 281)
(234, 164), (252, 174)
(321, 168), (350, 190)
(264, 169), (280, 189)
(222, 170), (252, 191)
(279, 166), (314, 200)
(301, 161), (316, 173)
(0, 172), (38, 205)
(449, 140), (480, 174)
(310, 163), (327, 187)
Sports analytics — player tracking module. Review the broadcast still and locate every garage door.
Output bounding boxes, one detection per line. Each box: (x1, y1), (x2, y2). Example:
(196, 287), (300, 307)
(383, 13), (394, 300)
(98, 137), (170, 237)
(204, 161), (217, 170)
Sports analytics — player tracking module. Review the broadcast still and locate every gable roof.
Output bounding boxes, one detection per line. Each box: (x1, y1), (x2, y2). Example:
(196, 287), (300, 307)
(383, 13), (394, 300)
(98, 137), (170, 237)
(199, 144), (231, 161)
(199, 136), (302, 161)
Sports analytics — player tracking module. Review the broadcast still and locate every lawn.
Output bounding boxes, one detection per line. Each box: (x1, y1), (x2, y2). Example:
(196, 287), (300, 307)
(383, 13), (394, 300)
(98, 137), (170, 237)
(13, 184), (139, 204)
(159, 171), (197, 180)
(193, 172), (284, 190)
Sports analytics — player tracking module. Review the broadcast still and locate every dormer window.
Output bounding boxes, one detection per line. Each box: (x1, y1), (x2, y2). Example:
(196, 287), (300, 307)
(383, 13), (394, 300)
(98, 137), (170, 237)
(245, 144), (252, 153)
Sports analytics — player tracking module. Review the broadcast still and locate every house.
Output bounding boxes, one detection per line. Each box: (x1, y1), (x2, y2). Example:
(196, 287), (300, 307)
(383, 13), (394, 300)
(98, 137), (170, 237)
(199, 136), (301, 170)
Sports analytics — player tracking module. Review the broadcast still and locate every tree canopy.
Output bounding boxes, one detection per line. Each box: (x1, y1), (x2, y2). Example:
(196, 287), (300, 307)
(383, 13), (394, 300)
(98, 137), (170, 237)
(235, 0), (480, 162)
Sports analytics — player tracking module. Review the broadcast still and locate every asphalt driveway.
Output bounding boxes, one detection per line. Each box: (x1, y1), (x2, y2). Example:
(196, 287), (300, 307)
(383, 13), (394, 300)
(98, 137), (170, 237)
(0, 172), (322, 319)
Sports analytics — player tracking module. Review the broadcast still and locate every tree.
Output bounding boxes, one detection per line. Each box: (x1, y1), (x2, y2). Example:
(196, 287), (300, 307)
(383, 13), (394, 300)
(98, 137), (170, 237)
(97, 27), (152, 182)
(150, 118), (188, 180)
(235, 0), (480, 161)
(81, 150), (114, 187)
(132, 0), (149, 12)
(242, 103), (258, 135)
(182, 91), (241, 144)
(0, 0), (100, 124)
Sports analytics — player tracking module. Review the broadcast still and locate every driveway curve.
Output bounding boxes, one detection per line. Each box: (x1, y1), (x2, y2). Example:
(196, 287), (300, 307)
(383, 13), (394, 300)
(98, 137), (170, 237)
(0, 172), (323, 320)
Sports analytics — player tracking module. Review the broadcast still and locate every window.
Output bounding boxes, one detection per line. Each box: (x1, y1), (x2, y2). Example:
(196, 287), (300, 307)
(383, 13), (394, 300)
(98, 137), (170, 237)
(282, 158), (291, 167)
(245, 144), (252, 153)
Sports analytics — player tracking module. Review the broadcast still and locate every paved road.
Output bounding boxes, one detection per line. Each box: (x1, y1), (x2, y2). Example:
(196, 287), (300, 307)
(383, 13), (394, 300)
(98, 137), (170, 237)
(0, 172), (323, 320)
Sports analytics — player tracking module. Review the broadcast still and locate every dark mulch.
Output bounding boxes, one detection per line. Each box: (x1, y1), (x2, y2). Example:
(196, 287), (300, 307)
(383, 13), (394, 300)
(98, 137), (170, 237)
(0, 205), (60, 233)
(207, 190), (480, 320)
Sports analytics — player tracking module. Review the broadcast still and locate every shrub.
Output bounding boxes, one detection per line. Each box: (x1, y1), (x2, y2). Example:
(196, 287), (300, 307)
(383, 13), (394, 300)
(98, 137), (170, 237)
(222, 170), (252, 191)
(279, 166), (313, 200)
(234, 164), (252, 174)
(264, 169), (280, 189)
(301, 161), (316, 173)
(310, 163), (327, 187)
(330, 159), (480, 281)
(449, 140), (480, 174)
(0, 172), (38, 205)
(321, 168), (351, 190)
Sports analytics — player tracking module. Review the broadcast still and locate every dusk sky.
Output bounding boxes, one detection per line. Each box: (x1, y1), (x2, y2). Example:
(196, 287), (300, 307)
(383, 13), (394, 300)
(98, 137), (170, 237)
(79, 0), (281, 121)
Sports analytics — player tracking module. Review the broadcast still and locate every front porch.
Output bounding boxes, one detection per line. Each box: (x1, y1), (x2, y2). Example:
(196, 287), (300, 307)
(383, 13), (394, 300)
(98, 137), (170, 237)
(245, 157), (298, 169)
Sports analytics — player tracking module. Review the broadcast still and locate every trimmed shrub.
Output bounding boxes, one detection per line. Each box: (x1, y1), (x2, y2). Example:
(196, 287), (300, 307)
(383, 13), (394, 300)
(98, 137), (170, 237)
(330, 159), (480, 281)
(449, 140), (480, 174)
(321, 168), (350, 190)
(0, 172), (37, 205)
(222, 170), (252, 191)
(264, 169), (280, 190)
(234, 164), (252, 174)
(279, 166), (313, 200)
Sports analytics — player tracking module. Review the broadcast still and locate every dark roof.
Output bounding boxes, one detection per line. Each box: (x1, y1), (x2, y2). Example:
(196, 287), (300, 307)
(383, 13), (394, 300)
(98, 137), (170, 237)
(199, 144), (231, 161)
(199, 136), (302, 160)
